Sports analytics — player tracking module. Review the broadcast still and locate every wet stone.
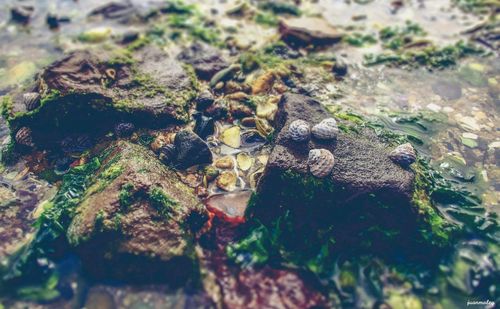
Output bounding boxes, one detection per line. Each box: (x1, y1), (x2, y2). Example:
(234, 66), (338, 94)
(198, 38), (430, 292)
(174, 130), (213, 169)
(66, 141), (208, 283)
(250, 93), (422, 251)
(5, 48), (197, 149)
(177, 42), (230, 80)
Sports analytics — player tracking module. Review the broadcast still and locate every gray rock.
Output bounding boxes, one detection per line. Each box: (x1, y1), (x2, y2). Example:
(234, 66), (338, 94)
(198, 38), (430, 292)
(177, 42), (229, 80)
(6, 48), (197, 149)
(174, 129), (213, 169)
(250, 93), (420, 251)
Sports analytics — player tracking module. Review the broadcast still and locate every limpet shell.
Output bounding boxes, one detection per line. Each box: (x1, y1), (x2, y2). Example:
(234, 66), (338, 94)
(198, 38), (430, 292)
(220, 126), (241, 148)
(389, 143), (416, 167)
(236, 152), (254, 171)
(216, 171), (238, 191)
(23, 92), (40, 111)
(215, 156), (234, 169)
(307, 148), (335, 178)
(288, 119), (311, 142)
(311, 118), (339, 140)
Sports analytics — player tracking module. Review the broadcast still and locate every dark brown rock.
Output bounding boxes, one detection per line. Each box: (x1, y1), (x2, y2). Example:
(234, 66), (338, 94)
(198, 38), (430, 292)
(250, 93), (419, 252)
(66, 141), (207, 283)
(6, 48), (197, 149)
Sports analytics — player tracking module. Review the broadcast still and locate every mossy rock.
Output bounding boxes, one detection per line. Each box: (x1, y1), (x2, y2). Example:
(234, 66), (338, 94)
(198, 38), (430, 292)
(247, 93), (456, 262)
(3, 47), (198, 150)
(62, 141), (207, 283)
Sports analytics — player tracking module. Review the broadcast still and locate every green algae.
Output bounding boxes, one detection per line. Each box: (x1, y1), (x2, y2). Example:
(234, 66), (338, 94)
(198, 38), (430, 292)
(344, 33), (377, 47)
(364, 41), (486, 69)
(149, 186), (180, 219)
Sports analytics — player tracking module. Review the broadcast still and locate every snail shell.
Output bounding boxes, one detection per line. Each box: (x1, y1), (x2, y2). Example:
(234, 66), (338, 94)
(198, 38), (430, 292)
(114, 122), (135, 138)
(308, 148), (335, 178)
(288, 119), (311, 142)
(311, 118), (339, 140)
(389, 143), (416, 167)
(15, 127), (33, 147)
(23, 92), (40, 111)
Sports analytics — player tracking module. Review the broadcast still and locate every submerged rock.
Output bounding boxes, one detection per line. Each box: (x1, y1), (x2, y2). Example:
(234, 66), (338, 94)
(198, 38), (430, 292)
(66, 141), (208, 283)
(249, 93), (454, 256)
(279, 17), (343, 47)
(177, 42), (229, 80)
(4, 48), (197, 150)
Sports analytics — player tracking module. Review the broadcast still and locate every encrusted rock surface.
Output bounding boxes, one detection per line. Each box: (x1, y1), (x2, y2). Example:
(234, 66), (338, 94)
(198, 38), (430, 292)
(249, 93), (426, 252)
(5, 47), (197, 149)
(66, 141), (207, 283)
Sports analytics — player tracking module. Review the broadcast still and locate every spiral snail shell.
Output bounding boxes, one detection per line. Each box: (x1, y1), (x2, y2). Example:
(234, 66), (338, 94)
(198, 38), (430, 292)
(23, 92), (41, 111)
(288, 119), (311, 142)
(307, 148), (335, 178)
(389, 143), (416, 167)
(311, 118), (338, 140)
(15, 127), (33, 147)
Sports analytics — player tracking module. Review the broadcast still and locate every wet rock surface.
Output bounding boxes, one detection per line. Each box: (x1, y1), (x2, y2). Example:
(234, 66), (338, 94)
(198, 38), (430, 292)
(66, 141), (207, 283)
(250, 93), (420, 251)
(177, 42), (230, 80)
(5, 47), (197, 150)
(173, 129), (213, 169)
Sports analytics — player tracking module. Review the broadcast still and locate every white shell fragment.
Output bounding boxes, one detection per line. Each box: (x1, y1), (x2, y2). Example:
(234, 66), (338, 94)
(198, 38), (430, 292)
(307, 148), (335, 178)
(389, 143), (416, 167)
(288, 119), (311, 142)
(311, 118), (339, 140)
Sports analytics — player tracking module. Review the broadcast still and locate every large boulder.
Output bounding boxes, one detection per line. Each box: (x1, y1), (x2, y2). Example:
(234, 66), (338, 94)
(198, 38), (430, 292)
(3, 47), (198, 149)
(64, 141), (208, 283)
(247, 93), (454, 258)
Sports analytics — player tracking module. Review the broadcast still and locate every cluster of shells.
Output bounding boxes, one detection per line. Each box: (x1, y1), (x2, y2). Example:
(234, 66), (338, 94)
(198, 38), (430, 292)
(288, 117), (339, 143)
(286, 118), (339, 179)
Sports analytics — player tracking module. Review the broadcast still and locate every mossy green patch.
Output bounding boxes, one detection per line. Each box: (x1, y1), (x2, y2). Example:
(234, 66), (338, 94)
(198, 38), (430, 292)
(149, 186), (179, 218)
(364, 40), (486, 69)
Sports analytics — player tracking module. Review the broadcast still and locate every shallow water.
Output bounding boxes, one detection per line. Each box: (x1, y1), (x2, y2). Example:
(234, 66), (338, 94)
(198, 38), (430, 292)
(0, 0), (499, 308)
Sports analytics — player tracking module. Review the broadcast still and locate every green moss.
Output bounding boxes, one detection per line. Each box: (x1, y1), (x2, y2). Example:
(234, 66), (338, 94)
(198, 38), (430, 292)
(119, 183), (135, 209)
(258, 2), (301, 15)
(344, 33), (377, 47)
(364, 41), (486, 69)
(254, 12), (279, 26)
(0, 95), (13, 120)
(149, 186), (179, 218)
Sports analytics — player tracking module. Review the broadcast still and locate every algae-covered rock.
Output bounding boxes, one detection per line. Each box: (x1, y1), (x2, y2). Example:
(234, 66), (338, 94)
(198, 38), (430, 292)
(3, 47), (198, 149)
(246, 93), (455, 260)
(63, 141), (208, 283)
